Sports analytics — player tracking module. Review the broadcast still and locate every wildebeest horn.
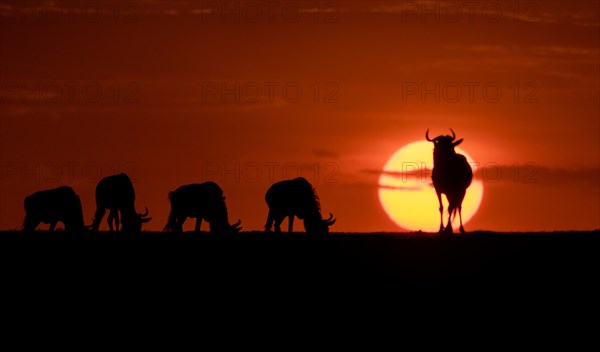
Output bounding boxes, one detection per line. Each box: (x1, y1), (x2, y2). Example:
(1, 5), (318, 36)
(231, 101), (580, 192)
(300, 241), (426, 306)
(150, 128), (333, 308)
(231, 219), (242, 228)
(325, 213), (336, 226)
(139, 206), (149, 217)
(426, 129), (433, 141)
(449, 128), (456, 141)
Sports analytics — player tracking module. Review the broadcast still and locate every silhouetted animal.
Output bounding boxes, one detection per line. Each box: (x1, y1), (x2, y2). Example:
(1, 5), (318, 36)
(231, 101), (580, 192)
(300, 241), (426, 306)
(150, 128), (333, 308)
(89, 173), (151, 232)
(23, 186), (84, 232)
(265, 177), (335, 234)
(426, 128), (473, 233)
(164, 182), (242, 233)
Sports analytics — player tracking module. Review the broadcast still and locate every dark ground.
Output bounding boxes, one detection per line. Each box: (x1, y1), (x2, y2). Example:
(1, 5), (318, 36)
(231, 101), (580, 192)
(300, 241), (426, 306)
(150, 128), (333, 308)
(1, 230), (598, 291)
(2, 231), (596, 347)
(2, 230), (599, 334)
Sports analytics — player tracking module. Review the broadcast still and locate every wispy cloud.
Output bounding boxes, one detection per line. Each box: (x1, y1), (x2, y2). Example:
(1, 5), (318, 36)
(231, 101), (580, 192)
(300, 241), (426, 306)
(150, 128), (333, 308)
(313, 149), (340, 159)
(3, 0), (596, 29)
(445, 44), (599, 60)
(361, 166), (600, 187)
(366, 0), (597, 27)
(379, 184), (424, 191)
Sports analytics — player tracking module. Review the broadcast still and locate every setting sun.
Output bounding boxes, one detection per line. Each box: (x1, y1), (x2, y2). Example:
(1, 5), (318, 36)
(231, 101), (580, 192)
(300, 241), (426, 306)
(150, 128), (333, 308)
(0, 0), (598, 299)
(379, 141), (484, 232)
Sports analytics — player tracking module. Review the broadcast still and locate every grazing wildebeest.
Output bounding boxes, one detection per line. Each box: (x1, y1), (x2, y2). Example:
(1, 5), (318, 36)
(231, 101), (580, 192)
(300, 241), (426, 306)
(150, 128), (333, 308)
(426, 128), (473, 233)
(164, 182), (242, 233)
(265, 177), (335, 235)
(88, 173), (151, 232)
(23, 186), (84, 232)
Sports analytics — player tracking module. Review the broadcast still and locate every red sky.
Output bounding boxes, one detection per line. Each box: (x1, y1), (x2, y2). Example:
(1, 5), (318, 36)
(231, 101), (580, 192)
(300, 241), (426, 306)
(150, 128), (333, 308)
(1, 0), (599, 232)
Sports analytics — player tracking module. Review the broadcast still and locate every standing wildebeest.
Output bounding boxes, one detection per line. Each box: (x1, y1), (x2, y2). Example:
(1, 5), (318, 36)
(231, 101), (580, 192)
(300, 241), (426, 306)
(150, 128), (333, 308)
(426, 128), (473, 233)
(23, 186), (84, 232)
(164, 182), (242, 233)
(89, 173), (151, 232)
(265, 177), (336, 235)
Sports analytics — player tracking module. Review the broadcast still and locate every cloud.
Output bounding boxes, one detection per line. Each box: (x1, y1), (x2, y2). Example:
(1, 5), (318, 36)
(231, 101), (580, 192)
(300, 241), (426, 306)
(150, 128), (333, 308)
(446, 45), (599, 60)
(360, 168), (381, 175)
(313, 149), (340, 159)
(378, 184), (424, 191)
(420, 44), (600, 82)
(361, 168), (432, 181)
(4, 0), (595, 30)
(474, 166), (600, 186)
(361, 166), (600, 187)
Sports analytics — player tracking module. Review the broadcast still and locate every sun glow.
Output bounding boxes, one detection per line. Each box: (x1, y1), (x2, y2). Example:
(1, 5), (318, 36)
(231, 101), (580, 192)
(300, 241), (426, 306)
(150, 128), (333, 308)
(378, 141), (484, 232)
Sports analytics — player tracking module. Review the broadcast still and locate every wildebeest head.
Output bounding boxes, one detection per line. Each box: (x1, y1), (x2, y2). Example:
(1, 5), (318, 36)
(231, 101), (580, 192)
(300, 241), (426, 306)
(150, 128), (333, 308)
(228, 219), (243, 233)
(121, 206), (152, 232)
(67, 195), (85, 232)
(426, 128), (463, 153)
(211, 219), (242, 234)
(304, 213), (336, 235)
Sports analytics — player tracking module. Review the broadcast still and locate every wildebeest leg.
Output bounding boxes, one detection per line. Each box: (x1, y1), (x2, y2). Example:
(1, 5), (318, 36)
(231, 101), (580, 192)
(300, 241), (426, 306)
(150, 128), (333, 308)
(195, 217), (202, 232)
(265, 211), (274, 232)
(24, 222), (39, 232)
(23, 214), (40, 232)
(166, 209), (179, 232)
(445, 206), (453, 233)
(175, 217), (185, 232)
(91, 207), (106, 230)
(458, 191), (466, 233)
(49, 222), (57, 231)
(115, 211), (120, 231)
(458, 205), (465, 233)
(436, 191), (444, 232)
(28, 221), (40, 231)
(274, 214), (283, 233)
(107, 210), (116, 231)
(288, 215), (294, 233)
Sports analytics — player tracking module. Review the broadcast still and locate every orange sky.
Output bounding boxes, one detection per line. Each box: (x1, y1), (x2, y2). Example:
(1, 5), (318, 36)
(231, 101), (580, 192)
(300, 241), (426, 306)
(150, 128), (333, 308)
(1, 0), (599, 232)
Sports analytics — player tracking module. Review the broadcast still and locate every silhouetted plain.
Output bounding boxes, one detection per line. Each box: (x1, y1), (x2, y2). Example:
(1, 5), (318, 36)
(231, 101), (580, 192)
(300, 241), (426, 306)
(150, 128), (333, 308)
(23, 186), (84, 232)
(164, 181), (242, 233)
(426, 128), (473, 233)
(265, 177), (335, 234)
(88, 173), (151, 232)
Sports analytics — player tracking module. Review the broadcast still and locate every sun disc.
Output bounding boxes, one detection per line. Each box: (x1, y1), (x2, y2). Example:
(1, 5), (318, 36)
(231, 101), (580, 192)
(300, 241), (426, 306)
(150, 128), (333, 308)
(378, 141), (483, 232)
